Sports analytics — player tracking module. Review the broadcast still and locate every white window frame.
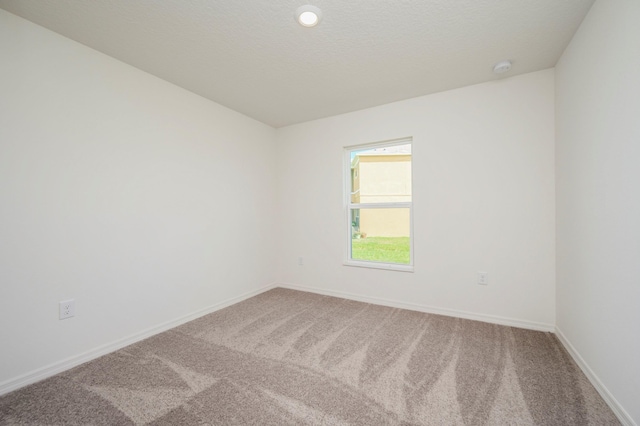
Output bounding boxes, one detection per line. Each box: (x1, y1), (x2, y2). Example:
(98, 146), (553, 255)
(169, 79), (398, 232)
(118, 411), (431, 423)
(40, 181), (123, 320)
(344, 137), (414, 272)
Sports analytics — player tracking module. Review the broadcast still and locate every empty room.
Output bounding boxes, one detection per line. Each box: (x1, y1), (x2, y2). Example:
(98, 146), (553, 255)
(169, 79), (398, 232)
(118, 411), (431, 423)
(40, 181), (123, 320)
(0, 0), (638, 425)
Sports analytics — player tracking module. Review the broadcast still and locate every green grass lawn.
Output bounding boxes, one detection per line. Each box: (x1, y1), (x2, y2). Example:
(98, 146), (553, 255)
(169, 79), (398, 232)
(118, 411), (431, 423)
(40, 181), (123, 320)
(351, 236), (410, 264)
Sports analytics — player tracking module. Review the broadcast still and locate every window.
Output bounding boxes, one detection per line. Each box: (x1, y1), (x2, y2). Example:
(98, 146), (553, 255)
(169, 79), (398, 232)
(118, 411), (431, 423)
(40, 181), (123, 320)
(345, 138), (413, 271)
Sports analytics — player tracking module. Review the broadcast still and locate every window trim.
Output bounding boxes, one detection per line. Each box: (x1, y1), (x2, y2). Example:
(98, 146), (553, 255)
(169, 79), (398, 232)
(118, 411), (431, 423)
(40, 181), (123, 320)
(343, 137), (414, 272)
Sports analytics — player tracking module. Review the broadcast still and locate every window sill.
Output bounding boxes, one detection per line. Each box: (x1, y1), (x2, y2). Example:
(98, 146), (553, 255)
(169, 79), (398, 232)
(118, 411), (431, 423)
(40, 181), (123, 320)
(343, 260), (414, 272)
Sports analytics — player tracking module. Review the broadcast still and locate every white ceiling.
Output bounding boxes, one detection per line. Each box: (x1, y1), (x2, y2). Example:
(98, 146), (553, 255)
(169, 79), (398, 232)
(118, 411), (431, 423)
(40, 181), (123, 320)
(0, 0), (595, 128)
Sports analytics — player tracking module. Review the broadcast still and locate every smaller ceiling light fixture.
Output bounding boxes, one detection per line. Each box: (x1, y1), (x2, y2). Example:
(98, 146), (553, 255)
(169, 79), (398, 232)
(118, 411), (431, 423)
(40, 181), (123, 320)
(296, 5), (322, 27)
(493, 60), (512, 74)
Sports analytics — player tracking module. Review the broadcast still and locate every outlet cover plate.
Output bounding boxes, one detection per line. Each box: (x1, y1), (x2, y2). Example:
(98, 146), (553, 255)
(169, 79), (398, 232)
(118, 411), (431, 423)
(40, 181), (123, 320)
(59, 299), (75, 320)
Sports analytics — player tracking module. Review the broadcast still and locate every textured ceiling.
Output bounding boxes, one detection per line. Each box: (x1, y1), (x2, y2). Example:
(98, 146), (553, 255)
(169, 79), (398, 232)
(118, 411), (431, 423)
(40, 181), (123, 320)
(0, 0), (595, 127)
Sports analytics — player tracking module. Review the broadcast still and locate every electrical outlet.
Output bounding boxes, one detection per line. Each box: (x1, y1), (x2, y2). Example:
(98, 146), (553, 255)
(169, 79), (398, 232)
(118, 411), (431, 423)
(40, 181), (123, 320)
(478, 272), (488, 285)
(298, 257), (304, 266)
(59, 299), (75, 320)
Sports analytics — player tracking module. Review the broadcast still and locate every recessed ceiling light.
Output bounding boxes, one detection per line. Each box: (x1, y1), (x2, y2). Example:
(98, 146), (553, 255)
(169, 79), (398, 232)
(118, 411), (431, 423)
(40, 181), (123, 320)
(493, 60), (512, 74)
(296, 5), (322, 27)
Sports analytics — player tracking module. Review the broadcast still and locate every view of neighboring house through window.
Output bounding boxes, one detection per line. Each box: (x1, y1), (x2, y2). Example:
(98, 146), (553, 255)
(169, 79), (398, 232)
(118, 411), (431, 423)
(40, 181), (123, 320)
(345, 139), (412, 271)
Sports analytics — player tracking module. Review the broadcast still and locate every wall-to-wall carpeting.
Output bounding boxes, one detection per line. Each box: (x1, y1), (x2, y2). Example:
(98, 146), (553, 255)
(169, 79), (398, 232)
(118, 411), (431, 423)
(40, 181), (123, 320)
(0, 288), (618, 425)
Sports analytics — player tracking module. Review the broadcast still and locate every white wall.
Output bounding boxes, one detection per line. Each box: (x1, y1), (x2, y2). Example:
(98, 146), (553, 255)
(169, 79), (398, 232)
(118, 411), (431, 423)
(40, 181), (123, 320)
(555, 0), (640, 423)
(276, 69), (556, 329)
(0, 9), (277, 389)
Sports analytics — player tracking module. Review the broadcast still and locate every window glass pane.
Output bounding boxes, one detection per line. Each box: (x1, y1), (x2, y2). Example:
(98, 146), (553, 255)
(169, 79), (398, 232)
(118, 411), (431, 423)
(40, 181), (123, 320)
(350, 144), (411, 204)
(351, 208), (410, 264)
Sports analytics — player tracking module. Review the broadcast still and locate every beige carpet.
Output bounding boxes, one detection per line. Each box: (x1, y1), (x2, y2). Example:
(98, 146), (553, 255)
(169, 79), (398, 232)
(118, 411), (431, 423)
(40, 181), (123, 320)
(0, 288), (619, 425)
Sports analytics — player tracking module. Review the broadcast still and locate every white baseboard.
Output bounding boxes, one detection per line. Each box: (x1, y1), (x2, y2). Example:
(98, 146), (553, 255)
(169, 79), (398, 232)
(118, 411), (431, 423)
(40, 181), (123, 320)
(555, 327), (636, 426)
(0, 283), (277, 396)
(277, 282), (555, 332)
